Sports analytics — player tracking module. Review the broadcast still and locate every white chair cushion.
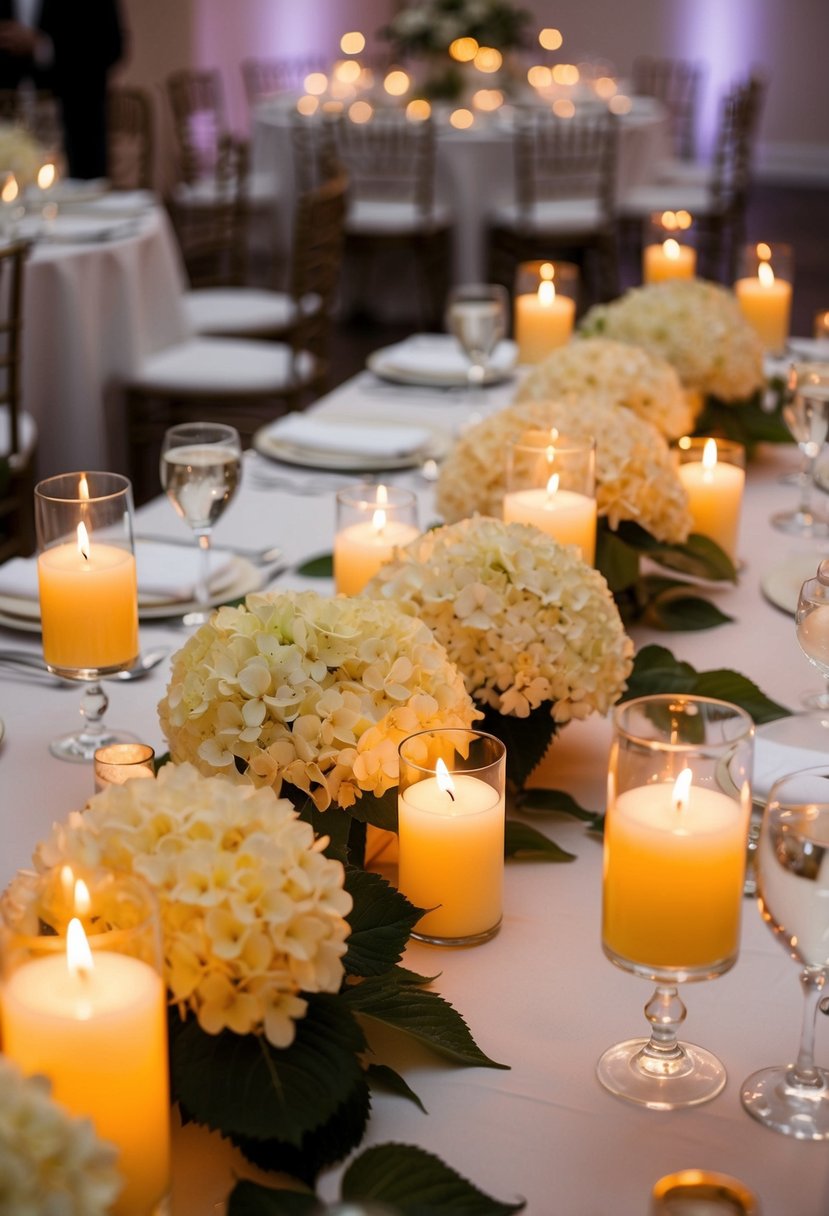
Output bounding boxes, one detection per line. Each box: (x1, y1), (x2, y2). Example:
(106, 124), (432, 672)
(183, 288), (322, 337)
(617, 182), (712, 219)
(172, 169), (276, 209)
(653, 158), (712, 188)
(346, 199), (453, 235)
(128, 337), (316, 395)
(0, 407), (37, 461)
(490, 198), (606, 235)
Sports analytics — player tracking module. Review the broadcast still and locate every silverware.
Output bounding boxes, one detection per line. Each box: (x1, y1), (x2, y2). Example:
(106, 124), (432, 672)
(136, 534), (283, 566)
(0, 647), (169, 683)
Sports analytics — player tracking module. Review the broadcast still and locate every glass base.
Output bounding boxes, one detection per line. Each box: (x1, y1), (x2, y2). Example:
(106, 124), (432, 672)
(597, 1037), (726, 1109)
(741, 1065), (829, 1139)
(410, 917), (501, 947)
(49, 724), (139, 763)
(770, 508), (829, 538)
(801, 689), (829, 710)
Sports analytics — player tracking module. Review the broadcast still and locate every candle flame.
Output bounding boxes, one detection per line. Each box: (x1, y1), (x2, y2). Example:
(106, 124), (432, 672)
(376, 485), (388, 506)
(76, 520), (90, 561)
(1, 174), (17, 203)
(662, 237), (681, 261)
(756, 241), (772, 261)
(78, 475), (90, 501)
(671, 767), (693, 813)
(66, 917), (94, 977)
(372, 508), (386, 534)
(702, 437), (718, 472)
(436, 757), (456, 801)
(538, 278), (555, 305)
(758, 260), (775, 288)
(546, 472), (560, 497)
(60, 865), (75, 906)
(540, 262), (555, 281)
(74, 879), (91, 916)
(37, 162), (56, 190)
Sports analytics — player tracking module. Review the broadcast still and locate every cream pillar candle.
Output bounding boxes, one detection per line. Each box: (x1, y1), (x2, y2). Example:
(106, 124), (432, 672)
(503, 475), (597, 563)
(1, 921), (170, 1216)
(677, 438), (745, 562)
(334, 483), (418, 596)
(514, 278), (576, 363)
(643, 237), (696, 283)
(603, 769), (748, 971)
(398, 759), (505, 941)
(735, 260), (792, 354)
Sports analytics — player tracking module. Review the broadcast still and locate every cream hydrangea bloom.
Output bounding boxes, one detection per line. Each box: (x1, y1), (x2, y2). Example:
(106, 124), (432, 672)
(0, 1057), (121, 1215)
(365, 517), (633, 724)
(514, 336), (700, 439)
(158, 590), (479, 811)
(0, 122), (45, 187)
(26, 763), (353, 1047)
(436, 395), (692, 542)
(580, 279), (765, 401)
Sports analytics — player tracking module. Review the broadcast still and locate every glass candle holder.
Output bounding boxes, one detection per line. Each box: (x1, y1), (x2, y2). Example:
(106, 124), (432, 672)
(398, 728), (506, 946)
(35, 471), (140, 763)
(642, 210), (697, 284)
(815, 309), (829, 341)
(0, 867), (171, 1215)
(675, 436), (746, 564)
(734, 241), (793, 356)
(599, 694), (754, 1109)
(513, 260), (578, 364)
(651, 1170), (761, 1215)
(503, 429), (597, 564)
(94, 743), (156, 792)
(334, 482), (418, 596)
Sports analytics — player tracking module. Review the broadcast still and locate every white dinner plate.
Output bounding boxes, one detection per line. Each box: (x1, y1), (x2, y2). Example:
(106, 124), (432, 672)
(367, 334), (518, 388)
(0, 556), (263, 633)
(760, 551), (826, 616)
(252, 417), (450, 472)
(753, 711), (829, 802)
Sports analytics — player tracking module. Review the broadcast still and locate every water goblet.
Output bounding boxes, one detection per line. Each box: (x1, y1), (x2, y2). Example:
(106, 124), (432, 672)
(35, 471), (140, 762)
(740, 768), (829, 1140)
(445, 283), (508, 402)
(159, 421), (242, 626)
(598, 694), (754, 1109)
(772, 360), (829, 537)
(796, 560), (829, 709)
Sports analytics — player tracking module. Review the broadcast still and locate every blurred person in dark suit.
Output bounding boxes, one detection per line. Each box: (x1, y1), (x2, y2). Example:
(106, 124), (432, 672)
(0, 0), (126, 179)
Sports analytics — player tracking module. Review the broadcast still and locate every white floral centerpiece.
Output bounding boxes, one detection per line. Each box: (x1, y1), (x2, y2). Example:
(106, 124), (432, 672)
(0, 121), (46, 186)
(364, 516), (634, 787)
(0, 1057), (121, 1215)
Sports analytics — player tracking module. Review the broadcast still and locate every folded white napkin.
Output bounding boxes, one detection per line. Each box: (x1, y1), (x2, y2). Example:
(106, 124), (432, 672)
(753, 735), (829, 801)
(265, 414), (431, 458)
(0, 544), (235, 604)
(379, 333), (518, 377)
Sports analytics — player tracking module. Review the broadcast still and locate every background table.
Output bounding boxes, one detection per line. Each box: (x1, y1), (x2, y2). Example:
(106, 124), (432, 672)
(0, 367), (827, 1215)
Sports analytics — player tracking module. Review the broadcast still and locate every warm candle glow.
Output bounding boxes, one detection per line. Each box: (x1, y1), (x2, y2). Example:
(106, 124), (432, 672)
(702, 437), (718, 473)
(1, 173), (18, 203)
(528, 64), (553, 89)
(334, 59), (361, 84)
(304, 72), (328, 96)
(348, 100), (373, 123)
(450, 108), (474, 129)
(74, 879), (91, 916)
(758, 260), (775, 288)
(538, 278), (555, 305)
(37, 162), (55, 190)
(552, 98), (575, 118)
(340, 31), (365, 55)
(406, 98), (431, 121)
(449, 37), (478, 62)
(384, 69), (410, 96)
(474, 46), (502, 73)
(66, 917), (93, 978)
(76, 521), (90, 560)
(546, 472), (560, 497)
(663, 237), (681, 261)
(436, 758), (455, 798)
(539, 28), (563, 50)
(677, 438), (745, 562)
(672, 768), (693, 814)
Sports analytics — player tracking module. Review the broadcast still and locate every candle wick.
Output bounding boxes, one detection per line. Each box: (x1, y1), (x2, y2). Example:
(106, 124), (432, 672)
(446, 788), (455, 802)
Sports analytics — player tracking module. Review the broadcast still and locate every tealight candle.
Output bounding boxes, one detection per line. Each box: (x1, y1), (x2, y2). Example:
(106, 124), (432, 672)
(734, 241), (793, 356)
(94, 743), (156, 791)
(642, 236), (697, 283)
(334, 483), (418, 596)
(504, 430), (597, 563)
(513, 260), (578, 363)
(676, 437), (746, 563)
(398, 729), (506, 944)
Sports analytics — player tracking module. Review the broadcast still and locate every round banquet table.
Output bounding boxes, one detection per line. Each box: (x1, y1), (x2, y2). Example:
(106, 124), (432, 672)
(0, 363), (827, 1215)
(252, 94), (671, 289)
(21, 200), (190, 480)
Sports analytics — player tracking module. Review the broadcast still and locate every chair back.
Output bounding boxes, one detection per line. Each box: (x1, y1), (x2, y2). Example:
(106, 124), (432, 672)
(632, 56), (704, 160)
(291, 112), (341, 194)
(177, 135), (250, 288)
(166, 68), (227, 184)
(514, 109), (618, 224)
(107, 86), (154, 190)
(288, 172), (348, 371)
(242, 55), (328, 110)
(0, 240), (33, 561)
(333, 109), (439, 220)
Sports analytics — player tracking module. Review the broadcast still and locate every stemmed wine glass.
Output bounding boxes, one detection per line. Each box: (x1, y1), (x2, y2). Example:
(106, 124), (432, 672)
(159, 422), (242, 626)
(741, 768), (829, 1140)
(35, 471), (140, 762)
(445, 283), (508, 402)
(772, 361), (829, 537)
(598, 694), (754, 1109)
(796, 560), (829, 709)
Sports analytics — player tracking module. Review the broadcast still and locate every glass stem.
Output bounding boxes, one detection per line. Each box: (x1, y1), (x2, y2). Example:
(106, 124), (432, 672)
(633, 984), (694, 1079)
(789, 967), (828, 1090)
(195, 530), (211, 606)
(77, 681), (109, 745)
(799, 450), (817, 520)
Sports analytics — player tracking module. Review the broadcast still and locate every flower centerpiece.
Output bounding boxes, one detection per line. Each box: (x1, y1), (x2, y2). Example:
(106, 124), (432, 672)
(0, 1056), (121, 1214)
(0, 121), (46, 186)
(364, 516), (634, 788)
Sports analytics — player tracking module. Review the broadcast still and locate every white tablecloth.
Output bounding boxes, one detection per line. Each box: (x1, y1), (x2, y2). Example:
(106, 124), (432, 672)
(0, 367), (827, 1215)
(22, 202), (190, 479)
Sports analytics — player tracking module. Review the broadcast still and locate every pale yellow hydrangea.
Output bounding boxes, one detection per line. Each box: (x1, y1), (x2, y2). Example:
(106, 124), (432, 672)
(0, 122), (46, 187)
(26, 763), (352, 1047)
(0, 1057), (121, 1215)
(515, 336), (700, 439)
(580, 279), (765, 401)
(158, 591), (479, 811)
(436, 396), (692, 542)
(365, 517), (633, 724)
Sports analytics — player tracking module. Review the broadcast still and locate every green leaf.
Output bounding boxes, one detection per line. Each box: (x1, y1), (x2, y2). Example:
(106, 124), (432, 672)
(169, 994), (366, 1147)
(295, 552), (333, 578)
(613, 522), (737, 583)
(348, 786), (399, 832)
(595, 523), (640, 592)
(343, 868), (425, 977)
(341, 970), (509, 1070)
(691, 668), (791, 724)
(515, 787), (596, 820)
(476, 702), (558, 791)
(504, 819), (575, 861)
(294, 796), (351, 863)
(623, 643), (791, 723)
(366, 1062), (427, 1113)
(227, 1182), (318, 1216)
(342, 1142), (526, 1215)
(623, 644), (697, 700)
(694, 388), (793, 450)
(643, 583), (734, 631)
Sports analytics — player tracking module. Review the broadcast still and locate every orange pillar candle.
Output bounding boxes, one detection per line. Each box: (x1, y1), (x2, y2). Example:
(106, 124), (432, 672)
(514, 278), (576, 363)
(643, 236), (697, 283)
(503, 474), (597, 563)
(677, 437), (746, 562)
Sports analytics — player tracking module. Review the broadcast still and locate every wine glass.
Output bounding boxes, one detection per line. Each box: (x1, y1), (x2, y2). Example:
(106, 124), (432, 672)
(34, 472), (140, 762)
(598, 694), (754, 1109)
(772, 361), (829, 537)
(740, 768), (829, 1140)
(796, 560), (829, 709)
(445, 283), (508, 401)
(159, 422), (242, 626)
